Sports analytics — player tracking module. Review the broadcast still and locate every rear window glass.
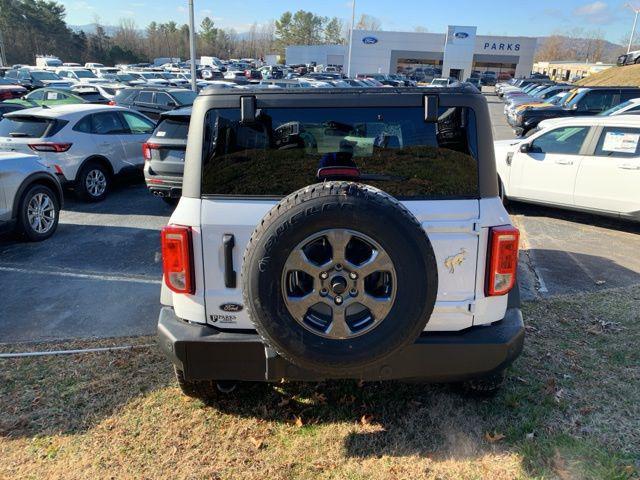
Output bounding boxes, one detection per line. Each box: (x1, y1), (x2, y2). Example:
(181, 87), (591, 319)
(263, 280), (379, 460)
(154, 117), (189, 139)
(0, 116), (58, 138)
(114, 89), (137, 103)
(201, 106), (479, 199)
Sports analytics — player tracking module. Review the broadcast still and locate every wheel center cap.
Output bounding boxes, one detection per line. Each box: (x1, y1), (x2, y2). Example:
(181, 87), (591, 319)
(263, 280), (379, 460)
(330, 276), (348, 295)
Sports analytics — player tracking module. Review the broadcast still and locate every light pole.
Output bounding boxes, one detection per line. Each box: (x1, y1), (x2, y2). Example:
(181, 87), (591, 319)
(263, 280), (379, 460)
(626, 3), (640, 54)
(346, 0), (356, 78)
(188, 0), (197, 92)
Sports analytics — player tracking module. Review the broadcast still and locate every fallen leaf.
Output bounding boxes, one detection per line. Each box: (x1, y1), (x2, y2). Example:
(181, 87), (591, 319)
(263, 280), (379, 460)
(485, 431), (506, 443)
(579, 407), (594, 415)
(293, 415), (304, 427)
(595, 280), (606, 285)
(313, 392), (327, 404)
(564, 349), (578, 357)
(360, 414), (373, 425)
(543, 378), (557, 395)
(250, 437), (264, 449)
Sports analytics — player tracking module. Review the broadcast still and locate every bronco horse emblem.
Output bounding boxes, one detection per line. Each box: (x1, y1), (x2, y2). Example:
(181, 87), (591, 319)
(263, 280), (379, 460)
(444, 248), (467, 274)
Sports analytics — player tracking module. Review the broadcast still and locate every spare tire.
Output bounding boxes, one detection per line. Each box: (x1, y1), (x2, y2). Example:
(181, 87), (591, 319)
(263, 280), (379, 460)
(242, 182), (438, 376)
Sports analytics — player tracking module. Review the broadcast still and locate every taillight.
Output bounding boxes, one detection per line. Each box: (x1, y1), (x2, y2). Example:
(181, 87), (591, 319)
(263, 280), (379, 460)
(317, 166), (360, 180)
(161, 225), (194, 294)
(108, 100), (116, 106)
(486, 226), (520, 296)
(142, 142), (159, 160)
(28, 143), (72, 153)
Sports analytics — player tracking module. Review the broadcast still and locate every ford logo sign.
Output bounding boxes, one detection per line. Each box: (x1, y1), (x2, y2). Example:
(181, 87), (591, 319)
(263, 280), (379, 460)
(219, 303), (243, 312)
(454, 32), (469, 39)
(362, 36), (378, 45)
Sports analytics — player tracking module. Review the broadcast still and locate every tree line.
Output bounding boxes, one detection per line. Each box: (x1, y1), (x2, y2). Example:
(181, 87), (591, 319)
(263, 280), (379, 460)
(0, 1), (387, 65)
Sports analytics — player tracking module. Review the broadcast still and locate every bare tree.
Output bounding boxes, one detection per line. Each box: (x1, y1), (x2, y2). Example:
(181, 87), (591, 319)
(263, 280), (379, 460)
(355, 14), (382, 31)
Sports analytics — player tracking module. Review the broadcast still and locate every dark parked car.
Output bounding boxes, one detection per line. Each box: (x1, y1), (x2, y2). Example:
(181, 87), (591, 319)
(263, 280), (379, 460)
(4, 68), (73, 90)
(511, 86), (640, 136)
(0, 78), (28, 101)
(617, 50), (640, 66)
(481, 71), (498, 86)
(143, 107), (190, 204)
(113, 86), (197, 120)
(0, 102), (25, 117)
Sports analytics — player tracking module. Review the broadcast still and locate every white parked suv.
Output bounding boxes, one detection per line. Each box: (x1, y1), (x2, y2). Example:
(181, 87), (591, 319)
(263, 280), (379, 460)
(157, 86), (524, 399)
(0, 105), (155, 201)
(495, 115), (640, 220)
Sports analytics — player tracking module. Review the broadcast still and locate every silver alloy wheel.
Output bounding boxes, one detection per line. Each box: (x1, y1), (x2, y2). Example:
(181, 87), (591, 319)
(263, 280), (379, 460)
(85, 169), (107, 197)
(282, 229), (397, 340)
(26, 192), (56, 234)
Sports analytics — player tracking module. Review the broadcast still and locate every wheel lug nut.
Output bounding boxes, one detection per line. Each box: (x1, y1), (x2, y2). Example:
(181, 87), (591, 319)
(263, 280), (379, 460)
(335, 295), (343, 305)
(349, 288), (358, 297)
(320, 288), (329, 297)
(320, 271), (328, 279)
(335, 264), (343, 271)
(349, 271), (358, 280)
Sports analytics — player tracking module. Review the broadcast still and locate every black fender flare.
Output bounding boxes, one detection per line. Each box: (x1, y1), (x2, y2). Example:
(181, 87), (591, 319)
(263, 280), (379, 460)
(11, 172), (64, 219)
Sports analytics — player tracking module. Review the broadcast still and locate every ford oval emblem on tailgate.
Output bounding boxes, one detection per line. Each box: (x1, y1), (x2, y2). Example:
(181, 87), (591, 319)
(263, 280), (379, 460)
(220, 303), (243, 312)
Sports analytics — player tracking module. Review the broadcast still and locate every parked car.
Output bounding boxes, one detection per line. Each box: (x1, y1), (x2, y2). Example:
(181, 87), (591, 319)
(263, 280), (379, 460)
(0, 78), (28, 101)
(511, 87), (640, 136)
(70, 83), (124, 102)
(481, 71), (498, 86)
(157, 86), (524, 400)
(465, 77), (482, 90)
(599, 97), (640, 116)
(4, 68), (73, 90)
(100, 72), (147, 86)
(495, 115), (640, 220)
(54, 68), (109, 85)
(113, 86), (197, 120)
(3, 87), (99, 107)
(84, 62), (105, 71)
(0, 151), (63, 241)
(0, 104), (155, 201)
(143, 107), (191, 204)
(617, 50), (640, 66)
(0, 102), (26, 117)
(430, 77), (457, 87)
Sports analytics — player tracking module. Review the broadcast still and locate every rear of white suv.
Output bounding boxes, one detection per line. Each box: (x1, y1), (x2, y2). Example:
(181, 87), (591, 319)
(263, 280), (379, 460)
(0, 104), (155, 201)
(158, 87), (524, 399)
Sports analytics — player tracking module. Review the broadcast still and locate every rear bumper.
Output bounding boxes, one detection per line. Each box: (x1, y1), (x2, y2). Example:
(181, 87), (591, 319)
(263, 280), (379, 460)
(158, 306), (525, 383)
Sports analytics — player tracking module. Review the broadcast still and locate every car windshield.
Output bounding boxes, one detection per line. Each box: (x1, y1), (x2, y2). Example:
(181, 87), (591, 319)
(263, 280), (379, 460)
(117, 74), (136, 82)
(171, 90), (197, 105)
(31, 71), (61, 80)
(599, 100), (634, 116)
(0, 116), (56, 138)
(74, 70), (97, 78)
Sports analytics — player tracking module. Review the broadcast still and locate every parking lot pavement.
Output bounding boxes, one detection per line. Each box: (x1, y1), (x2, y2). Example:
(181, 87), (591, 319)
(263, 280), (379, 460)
(0, 181), (172, 344)
(485, 89), (640, 299)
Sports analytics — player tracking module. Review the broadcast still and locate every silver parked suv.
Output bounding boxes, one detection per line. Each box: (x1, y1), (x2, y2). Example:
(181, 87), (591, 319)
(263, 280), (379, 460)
(0, 152), (63, 241)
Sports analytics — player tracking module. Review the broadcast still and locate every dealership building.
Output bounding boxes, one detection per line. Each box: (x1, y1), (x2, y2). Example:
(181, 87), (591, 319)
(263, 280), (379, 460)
(286, 26), (537, 80)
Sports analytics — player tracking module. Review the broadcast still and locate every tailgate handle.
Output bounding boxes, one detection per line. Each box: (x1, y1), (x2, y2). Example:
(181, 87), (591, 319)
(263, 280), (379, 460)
(223, 234), (237, 288)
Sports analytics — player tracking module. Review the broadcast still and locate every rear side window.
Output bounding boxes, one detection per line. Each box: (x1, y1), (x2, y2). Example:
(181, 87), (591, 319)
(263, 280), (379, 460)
(154, 117), (189, 139)
(114, 89), (138, 104)
(138, 91), (154, 103)
(0, 116), (60, 138)
(594, 127), (640, 158)
(201, 106), (479, 199)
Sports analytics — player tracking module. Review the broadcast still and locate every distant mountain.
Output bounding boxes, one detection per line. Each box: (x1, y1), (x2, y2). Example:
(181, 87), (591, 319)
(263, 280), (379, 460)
(535, 36), (624, 63)
(70, 24), (125, 36)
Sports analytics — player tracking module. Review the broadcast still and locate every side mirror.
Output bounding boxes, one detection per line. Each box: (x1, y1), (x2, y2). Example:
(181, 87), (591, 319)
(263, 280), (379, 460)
(519, 143), (531, 153)
(167, 101), (178, 108)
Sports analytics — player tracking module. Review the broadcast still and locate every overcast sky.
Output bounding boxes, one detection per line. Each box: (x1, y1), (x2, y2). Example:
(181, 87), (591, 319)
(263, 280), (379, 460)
(57, 0), (635, 43)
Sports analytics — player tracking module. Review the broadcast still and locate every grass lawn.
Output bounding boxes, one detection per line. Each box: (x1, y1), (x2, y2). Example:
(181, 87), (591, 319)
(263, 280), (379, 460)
(577, 64), (640, 87)
(1, 287), (639, 479)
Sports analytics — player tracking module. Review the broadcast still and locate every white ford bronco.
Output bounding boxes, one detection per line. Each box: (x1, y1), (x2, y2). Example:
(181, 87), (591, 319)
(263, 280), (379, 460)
(157, 86), (524, 399)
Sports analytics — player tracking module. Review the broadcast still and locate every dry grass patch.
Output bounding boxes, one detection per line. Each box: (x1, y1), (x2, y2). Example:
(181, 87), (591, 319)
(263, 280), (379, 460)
(1, 288), (639, 479)
(576, 64), (640, 87)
